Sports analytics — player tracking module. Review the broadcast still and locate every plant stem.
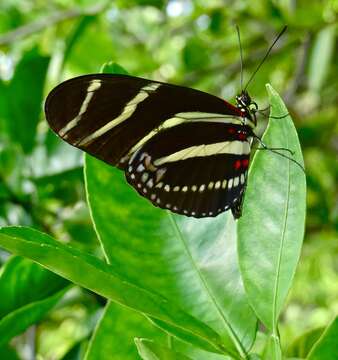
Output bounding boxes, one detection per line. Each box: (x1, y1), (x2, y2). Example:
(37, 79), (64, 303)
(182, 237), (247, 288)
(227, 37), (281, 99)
(271, 331), (282, 360)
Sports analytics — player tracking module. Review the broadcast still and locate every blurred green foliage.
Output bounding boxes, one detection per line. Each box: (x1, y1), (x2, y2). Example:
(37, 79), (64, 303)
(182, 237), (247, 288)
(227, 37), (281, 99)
(0, 0), (337, 359)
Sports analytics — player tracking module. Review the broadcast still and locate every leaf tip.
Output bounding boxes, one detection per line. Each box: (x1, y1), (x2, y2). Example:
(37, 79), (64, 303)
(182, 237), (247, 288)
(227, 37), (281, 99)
(265, 83), (278, 100)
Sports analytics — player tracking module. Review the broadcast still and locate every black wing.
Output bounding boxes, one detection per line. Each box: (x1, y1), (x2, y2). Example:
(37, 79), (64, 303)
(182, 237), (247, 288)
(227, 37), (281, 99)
(45, 73), (251, 218)
(125, 121), (251, 217)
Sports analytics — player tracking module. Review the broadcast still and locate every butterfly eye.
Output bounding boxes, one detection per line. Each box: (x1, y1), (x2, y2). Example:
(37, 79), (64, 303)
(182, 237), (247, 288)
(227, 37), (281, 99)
(249, 102), (259, 111)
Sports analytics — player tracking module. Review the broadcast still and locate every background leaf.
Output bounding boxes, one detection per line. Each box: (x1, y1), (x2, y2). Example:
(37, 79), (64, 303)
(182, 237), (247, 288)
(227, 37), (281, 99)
(0, 255), (69, 346)
(0, 287), (67, 347)
(4, 48), (49, 153)
(308, 24), (335, 92)
(183, 37), (210, 71)
(286, 327), (324, 359)
(0, 344), (20, 360)
(62, 15), (99, 74)
(306, 317), (338, 360)
(0, 256), (68, 318)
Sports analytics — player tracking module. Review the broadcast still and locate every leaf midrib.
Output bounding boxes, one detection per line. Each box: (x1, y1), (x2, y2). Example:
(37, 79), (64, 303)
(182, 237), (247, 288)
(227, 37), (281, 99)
(271, 111), (291, 333)
(168, 213), (246, 359)
(0, 232), (230, 353)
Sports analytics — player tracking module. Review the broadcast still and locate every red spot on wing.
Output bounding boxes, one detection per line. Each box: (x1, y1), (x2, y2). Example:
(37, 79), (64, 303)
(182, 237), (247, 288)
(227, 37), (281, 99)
(234, 159), (241, 170)
(242, 159), (249, 168)
(228, 127), (235, 134)
(238, 132), (247, 140)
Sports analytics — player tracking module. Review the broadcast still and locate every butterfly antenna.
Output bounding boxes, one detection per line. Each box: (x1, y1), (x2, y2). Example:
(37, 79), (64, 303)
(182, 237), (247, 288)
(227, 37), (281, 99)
(253, 135), (305, 173)
(244, 25), (287, 91)
(236, 24), (244, 91)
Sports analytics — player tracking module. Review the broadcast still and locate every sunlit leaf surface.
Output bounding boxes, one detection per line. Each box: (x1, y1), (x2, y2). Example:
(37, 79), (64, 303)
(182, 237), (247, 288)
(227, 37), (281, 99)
(85, 153), (257, 357)
(238, 85), (306, 334)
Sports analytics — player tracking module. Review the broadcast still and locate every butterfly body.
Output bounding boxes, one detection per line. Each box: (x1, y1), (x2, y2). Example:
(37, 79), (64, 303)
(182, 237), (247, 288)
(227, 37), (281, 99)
(45, 74), (257, 218)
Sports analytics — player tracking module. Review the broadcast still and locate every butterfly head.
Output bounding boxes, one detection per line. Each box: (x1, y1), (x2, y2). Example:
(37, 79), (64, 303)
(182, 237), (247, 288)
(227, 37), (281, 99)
(236, 90), (258, 128)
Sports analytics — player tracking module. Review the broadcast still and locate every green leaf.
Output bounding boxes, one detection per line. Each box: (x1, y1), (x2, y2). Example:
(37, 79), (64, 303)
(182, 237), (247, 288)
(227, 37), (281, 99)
(307, 317), (338, 360)
(0, 226), (224, 354)
(237, 85), (306, 334)
(209, 10), (224, 34)
(0, 344), (20, 360)
(0, 256), (68, 319)
(85, 60), (255, 357)
(146, 317), (227, 356)
(30, 132), (83, 178)
(117, 0), (165, 9)
(0, 256), (67, 349)
(61, 340), (89, 360)
(262, 335), (282, 360)
(0, 287), (67, 347)
(171, 336), (234, 360)
(85, 302), (165, 360)
(0, 80), (9, 137)
(308, 25), (335, 92)
(287, 327), (324, 358)
(247, 355), (261, 360)
(64, 19), (117, 74)
(135, 338), (193, 360)
(100, 61), (129, 75)
(62, 16), (98, 72)
(287, 1), (326, 27)
(40, 305), (99, 360)
(183, 38), (210, 71)
(5, 48), (49, 153)
(85, 155), (257, 357)
(0, 140), (26, 195)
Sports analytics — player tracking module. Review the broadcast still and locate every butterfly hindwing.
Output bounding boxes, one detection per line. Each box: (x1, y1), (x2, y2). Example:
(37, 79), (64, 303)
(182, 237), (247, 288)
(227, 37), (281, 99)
(125, 122), (251, 217)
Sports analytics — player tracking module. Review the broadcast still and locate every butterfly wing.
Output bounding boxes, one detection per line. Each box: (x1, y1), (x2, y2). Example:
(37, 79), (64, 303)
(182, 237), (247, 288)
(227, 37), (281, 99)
(45, 74), (251, 218)
(45, 74), (241, 168)
(125, 121), (251, 217)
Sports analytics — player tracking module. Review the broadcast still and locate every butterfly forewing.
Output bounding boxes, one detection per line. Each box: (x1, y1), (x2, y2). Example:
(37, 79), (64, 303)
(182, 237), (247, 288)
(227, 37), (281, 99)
(45, 73), (251, 218)
(46, 74), (240, 167)
(46, 75), (154, 168)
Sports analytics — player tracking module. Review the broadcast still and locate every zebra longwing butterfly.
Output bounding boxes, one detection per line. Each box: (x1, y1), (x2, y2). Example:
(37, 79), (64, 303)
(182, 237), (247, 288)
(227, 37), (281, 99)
(45, 27), (289, 219)
(45, 74), (257, 218)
